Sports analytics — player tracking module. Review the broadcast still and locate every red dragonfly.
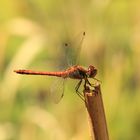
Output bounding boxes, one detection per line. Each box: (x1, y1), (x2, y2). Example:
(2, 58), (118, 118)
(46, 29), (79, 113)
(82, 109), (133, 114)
(14, 32), (98, 101)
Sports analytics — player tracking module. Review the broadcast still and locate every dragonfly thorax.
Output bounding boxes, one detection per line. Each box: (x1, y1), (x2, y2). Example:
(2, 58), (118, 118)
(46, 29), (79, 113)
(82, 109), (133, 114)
(66, 65), (86, 79)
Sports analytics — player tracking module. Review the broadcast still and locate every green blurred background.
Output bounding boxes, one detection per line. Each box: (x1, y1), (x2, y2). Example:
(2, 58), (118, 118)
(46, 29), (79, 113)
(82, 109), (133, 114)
(0, 0), (140, 140)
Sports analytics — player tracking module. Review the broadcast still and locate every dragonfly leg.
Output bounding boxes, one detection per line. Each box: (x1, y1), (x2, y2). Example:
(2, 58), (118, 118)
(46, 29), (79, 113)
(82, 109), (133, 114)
(87, 78), (101, 87)
(75, 79), (82, 91)
(86, 78), (96, 87)
(76, 91), (85, 101)
(93, 78), (102, 83)
(75, 79), (84, 96)
(75, 80), (85, 101)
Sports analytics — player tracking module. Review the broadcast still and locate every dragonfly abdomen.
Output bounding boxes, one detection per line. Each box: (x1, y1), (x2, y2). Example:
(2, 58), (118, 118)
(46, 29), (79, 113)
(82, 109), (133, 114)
(14, 69), (68, 78)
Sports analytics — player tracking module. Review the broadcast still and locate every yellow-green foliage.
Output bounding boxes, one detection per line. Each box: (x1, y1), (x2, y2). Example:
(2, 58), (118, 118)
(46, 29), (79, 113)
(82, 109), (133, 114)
(0, 0), (140, 140)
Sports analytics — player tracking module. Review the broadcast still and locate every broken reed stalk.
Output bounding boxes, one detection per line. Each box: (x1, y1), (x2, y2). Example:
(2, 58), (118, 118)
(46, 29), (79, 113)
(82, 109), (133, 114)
(84, 84), (109, 140)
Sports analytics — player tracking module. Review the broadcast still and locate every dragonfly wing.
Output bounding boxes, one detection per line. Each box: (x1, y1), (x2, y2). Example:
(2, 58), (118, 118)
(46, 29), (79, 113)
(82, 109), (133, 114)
(63, 31), (85, 66)
(50, 78), (66, 103)
(54, 32), (85, 70)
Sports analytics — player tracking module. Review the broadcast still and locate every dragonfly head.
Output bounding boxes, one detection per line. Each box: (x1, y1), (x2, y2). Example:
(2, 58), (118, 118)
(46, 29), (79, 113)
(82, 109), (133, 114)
(87, 65), (97, 78)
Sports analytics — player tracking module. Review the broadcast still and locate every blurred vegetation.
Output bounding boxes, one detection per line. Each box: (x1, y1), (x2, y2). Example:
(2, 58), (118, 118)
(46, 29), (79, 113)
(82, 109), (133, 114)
(0, 0), (140, 140)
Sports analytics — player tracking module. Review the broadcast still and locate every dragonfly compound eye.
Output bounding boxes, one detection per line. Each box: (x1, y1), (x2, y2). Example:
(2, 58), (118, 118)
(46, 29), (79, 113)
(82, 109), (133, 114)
(87, 65), (97, 78)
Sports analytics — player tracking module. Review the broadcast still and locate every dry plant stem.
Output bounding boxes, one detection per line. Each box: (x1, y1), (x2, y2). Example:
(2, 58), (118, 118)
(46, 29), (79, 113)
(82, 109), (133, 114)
(84, 85), (109, 140)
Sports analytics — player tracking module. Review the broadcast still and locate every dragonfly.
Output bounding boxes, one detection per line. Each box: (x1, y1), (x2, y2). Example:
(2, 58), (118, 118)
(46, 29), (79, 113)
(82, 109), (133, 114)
(14, 32), (99, 102)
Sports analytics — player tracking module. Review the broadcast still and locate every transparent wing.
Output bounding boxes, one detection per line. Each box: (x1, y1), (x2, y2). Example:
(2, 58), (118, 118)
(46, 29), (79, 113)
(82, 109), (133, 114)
(63, 31), (85, 66)
(54, 31), (85, 70)
(50, 78), (66, 104)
